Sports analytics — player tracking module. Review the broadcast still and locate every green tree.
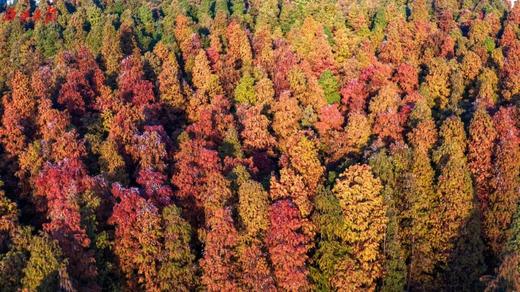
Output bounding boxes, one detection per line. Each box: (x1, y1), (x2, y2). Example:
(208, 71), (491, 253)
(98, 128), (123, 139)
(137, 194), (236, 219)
(33, 22), (62, 58)
(319, 69), (341, 104)
(21, 234), (67, 291)
(310, 187), (349, 291)
(234, 72), (257, 105)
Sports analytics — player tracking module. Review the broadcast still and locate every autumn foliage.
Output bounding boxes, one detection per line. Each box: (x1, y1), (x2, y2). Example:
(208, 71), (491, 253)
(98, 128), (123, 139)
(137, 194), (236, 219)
(0, 0), (519, 290)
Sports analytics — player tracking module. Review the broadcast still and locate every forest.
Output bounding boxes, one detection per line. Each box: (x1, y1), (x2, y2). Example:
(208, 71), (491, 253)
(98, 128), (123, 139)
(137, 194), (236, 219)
(0, 0), (519, 291)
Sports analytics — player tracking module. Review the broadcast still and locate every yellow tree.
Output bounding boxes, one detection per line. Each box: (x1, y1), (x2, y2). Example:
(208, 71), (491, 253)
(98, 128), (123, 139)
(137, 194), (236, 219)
(188, 49), (223, 121)
(405, 103), (441, 289)
(332, 164), (388, 291)
(101, 18), (122, 77)
(233, 166), (275, 290)
(433, 116), (485, 288)
(155, 43), (186, 110)
(424, 57), (451, 109)
(286, 135), (324, 192)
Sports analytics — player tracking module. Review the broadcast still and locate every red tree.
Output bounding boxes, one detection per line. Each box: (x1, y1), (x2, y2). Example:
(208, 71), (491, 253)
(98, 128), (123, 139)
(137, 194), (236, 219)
(315, 104), (344, 137)
(34, 159), (99, 290)
(172, 138), (222, 226)
(485, 107), (520, 256)
(200, 207), (240, 291)
(109, 184), (162, 291)
(266, 199), (312, 291)
(136, 169), (173, 207)
(468, 108), (496, 212)
(394, 63), (419, 94)
(117, 54), (157, 113)
(341, 79), (368, 114)
(57, 49), (106, 115)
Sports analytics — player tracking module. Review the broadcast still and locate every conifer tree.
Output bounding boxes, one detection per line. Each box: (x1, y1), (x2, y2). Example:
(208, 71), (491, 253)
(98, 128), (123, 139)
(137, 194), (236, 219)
(433, 116), (485, 288)
(101, 18), (122, 77)
(485, 107), (520, 258)
(200, 207), (240, 291)
(331, 164), (387, 290)
(266, 199), (312, 291)
(468, 108), (496, 213)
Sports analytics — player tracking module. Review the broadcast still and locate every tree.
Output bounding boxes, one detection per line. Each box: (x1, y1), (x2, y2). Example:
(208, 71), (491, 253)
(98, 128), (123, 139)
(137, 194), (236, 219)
(331, 164), (387, 291)
(57, 49), (105, 116)
(461, 51), (482, 81)
(287, 16), (336, 75)
(237, 104), (276, 152)
(0, 179), (27, 291)
(174, 14), (202, 74)
(101, 18), (122, 76)
(433, 116), (485, 288)
(272, 42), (299, 93)
(343, 112), (372, 154)
(21, 233), (68, 291)
(394, 63), (419, 94)
(33, 22), (62, 58)
(424, 57), (451, 109)
(310, 187), (350, 291)
(109, 184), (163, 291)
(117, 54), (155, 110)
(200, 207), (240, 291)
(254, 70), (276, 105)
(476, 68), (499, 108)
(484, 107), (520, 258)
(34, 159), (99, 290)
(172, 136), (222, 226)
(468, 108), (496, 213)
(158, 205), (198, 291)
(485, 253), (520, 291)
(172, 96), (236, 226)
(271, 92), (302, 142)
(221, 21), (253, 94)
(234, 72), (257, 105)
(131, 126), (170, 172)
(285, 134), (324, 192)
(85, 6), (104, 54)
(500, 42), (520, 101)
(236, 166), (270, 238)
(136, 169), (174, 208)
(315, 104), (344, 137)
(188, 49), (223, 120)
(368, 149), (408, 292)
(0, 71), (37, 158)
(319, 70), (341, 104)
(407, 148), (441, 287)
(341, 79), (368, 114)
(369, 83), (404, 146)
(238, 240), (276, 291)
(266, 199), (312, 291)
(37, 97), (71, 144)
(232, 165), (276, 290)
(270, 167), (314, 218)
(404, 102), (441, 289)
(156, 44), (186, 110)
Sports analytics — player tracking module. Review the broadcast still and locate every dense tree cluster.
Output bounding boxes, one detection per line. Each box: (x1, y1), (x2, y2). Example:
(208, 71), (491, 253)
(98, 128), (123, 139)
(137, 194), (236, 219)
(0, 0), (519, 290)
